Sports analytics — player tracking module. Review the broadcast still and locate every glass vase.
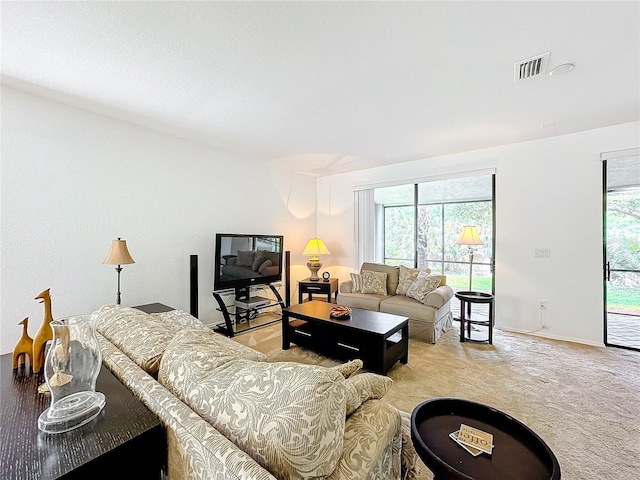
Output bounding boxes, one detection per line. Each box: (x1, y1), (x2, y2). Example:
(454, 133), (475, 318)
(38, 314), (106, 434)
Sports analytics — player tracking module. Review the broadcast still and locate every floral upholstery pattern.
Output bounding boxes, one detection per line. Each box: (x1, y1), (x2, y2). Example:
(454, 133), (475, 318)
(93, 304), (176, 375)
(327, 400), (401, 480)
(406, 271), (443, 303)
(151, 309), (210, 333)
(97, 332), (277, 480)
(399, 410), (421, 480)
(396, 265), (431, 295)
(360, 270), (388, 295)
(330, 359), (364, 378)
(95, 304), (408, 480)
(160, 333), (346, 479)
(344, 372), (393, 416)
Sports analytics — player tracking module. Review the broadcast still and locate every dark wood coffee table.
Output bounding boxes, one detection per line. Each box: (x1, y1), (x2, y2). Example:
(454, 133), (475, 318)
(411, 397), (561, 480)
(282, 300), (408, 374)
(0, 353), (166, 479)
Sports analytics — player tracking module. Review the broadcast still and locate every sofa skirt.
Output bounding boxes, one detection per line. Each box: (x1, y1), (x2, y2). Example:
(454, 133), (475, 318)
(409, 309), (453, 344)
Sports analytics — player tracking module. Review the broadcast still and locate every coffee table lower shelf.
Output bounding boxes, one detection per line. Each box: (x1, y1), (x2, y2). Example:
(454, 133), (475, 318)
(282, 301), (408, 375)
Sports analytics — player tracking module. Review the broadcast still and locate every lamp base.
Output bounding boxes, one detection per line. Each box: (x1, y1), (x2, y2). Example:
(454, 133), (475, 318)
(307, 260), (322, 281)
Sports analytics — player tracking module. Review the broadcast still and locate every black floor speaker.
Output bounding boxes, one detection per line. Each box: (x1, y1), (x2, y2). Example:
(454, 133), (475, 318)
(190, 254), (198, 318)
(285, 250), (290, 307)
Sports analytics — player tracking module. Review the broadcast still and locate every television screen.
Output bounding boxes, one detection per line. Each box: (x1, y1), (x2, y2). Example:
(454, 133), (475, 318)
(214, 234), (284, 292)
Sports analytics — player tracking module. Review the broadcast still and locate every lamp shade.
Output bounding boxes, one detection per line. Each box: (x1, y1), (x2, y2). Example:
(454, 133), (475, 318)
(302, 238), (331, 257)
(456, 226), (484, 246)
(103, 239), (135, 265)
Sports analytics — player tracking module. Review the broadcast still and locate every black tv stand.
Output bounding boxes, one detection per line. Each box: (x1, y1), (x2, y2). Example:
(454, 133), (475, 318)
(212, 250), (290, 338)
(212, 283), (285, 337)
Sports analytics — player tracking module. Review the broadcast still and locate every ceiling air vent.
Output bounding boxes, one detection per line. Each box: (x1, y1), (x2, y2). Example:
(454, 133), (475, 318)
(514, 52), (550, 82)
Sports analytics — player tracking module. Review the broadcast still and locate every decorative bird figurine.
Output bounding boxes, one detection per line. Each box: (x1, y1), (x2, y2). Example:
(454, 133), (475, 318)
(12, 317), (33, 372)
(32, 288), (54, 375)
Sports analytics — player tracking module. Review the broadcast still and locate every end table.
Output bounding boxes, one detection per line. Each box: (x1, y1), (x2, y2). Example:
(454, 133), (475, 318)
(298, 277), (338, 304)
(456, 291), (495, 344)
(411, 397), (560, 480)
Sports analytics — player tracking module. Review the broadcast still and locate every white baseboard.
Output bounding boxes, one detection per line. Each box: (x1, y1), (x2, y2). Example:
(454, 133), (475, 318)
(495, 326), (605, 348)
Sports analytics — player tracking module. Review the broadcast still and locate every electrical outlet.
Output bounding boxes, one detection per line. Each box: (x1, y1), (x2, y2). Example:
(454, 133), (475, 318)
(534, 249), (551, 258)
(538, 300), (546, 310)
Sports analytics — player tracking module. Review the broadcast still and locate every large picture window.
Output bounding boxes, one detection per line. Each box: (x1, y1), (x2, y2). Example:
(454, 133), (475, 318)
(370, 174), (494, 293)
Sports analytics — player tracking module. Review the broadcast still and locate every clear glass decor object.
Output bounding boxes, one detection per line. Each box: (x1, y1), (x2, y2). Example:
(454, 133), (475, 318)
(38, 314), (105, 434)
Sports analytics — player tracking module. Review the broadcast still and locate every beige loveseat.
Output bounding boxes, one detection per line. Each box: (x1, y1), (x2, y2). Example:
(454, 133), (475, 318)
(92, 304), (419, 480)
(337, 262), (454, 344)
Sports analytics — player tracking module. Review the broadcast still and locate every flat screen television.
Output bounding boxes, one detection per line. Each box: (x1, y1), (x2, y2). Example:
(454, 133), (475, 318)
(214, 233), (284, 292)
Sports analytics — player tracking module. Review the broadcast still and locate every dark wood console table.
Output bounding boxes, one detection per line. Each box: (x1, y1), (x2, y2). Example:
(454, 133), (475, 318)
(0, 353), (166, 479)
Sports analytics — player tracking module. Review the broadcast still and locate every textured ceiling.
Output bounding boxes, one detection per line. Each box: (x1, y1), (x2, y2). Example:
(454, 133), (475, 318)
(2, 1), (639, 175)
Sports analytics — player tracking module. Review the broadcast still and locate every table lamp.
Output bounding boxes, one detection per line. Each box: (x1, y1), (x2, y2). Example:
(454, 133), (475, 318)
(302, 238), (330, 281)
(456, 226), (483, 291)
(103, 238), (135, 305)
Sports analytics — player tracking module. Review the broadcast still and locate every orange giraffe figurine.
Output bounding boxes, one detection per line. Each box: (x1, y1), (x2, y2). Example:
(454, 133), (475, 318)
(32, 288), (54, 374)
(12, 317), (34, 371)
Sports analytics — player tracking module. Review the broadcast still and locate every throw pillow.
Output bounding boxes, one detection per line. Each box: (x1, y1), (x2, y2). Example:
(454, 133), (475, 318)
(344, 372), (393, 416)
(330, 359), (363, 379)
(360, 270), (388, 295)
(258, 258), (273, 274)
(236, 250), (255, 267)
(406, 271), (442, 303)
(251, 250), (267, 272)
(350, 272), (363, 293)
(361, 262), (400, 295)
(396, 265), (421, 295)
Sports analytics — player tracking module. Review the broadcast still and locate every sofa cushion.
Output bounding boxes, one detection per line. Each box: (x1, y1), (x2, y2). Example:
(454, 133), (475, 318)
(379, 295), (437, 323)
(93, 304), (176, 375)
(337, 291), (390, 311)
(150, 309), (209, 333)
(361, 262), (400, 295)
(344, 373), (393, 416)
(406, 271), (442, 303)
(160, 333), (345, 479)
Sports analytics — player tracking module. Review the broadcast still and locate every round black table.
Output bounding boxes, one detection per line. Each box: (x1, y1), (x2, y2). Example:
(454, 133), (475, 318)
(455, 291), (494, 344)
(411, 397), (561, 480)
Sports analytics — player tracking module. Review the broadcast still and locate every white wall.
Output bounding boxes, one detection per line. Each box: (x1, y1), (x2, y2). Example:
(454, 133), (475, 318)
(317, 122), (640, 346)
(0, 87), (318, 354)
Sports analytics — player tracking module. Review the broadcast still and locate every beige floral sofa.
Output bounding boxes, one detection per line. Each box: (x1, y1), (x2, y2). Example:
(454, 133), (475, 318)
(92, 304), (420, 480)
(337, 262), (454, 343)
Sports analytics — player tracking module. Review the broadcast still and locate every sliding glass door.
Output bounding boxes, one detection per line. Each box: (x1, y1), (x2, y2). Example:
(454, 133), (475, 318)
(603, 151), (640, 351)
(374, 174), (495, 294)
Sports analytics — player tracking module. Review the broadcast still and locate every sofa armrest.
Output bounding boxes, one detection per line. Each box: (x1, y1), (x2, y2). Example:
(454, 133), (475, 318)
(327, 400), (401, 480)
(339, 280), (353, 294)
(423, 285), (454, 308)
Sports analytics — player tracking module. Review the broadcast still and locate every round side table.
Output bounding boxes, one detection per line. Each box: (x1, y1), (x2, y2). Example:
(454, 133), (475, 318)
(411, 397), (561, 480)
(455, 291), (494, 344)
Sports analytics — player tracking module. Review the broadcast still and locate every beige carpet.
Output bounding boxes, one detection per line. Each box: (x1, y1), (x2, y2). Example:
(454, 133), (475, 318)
(233, 323), (640, 480)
